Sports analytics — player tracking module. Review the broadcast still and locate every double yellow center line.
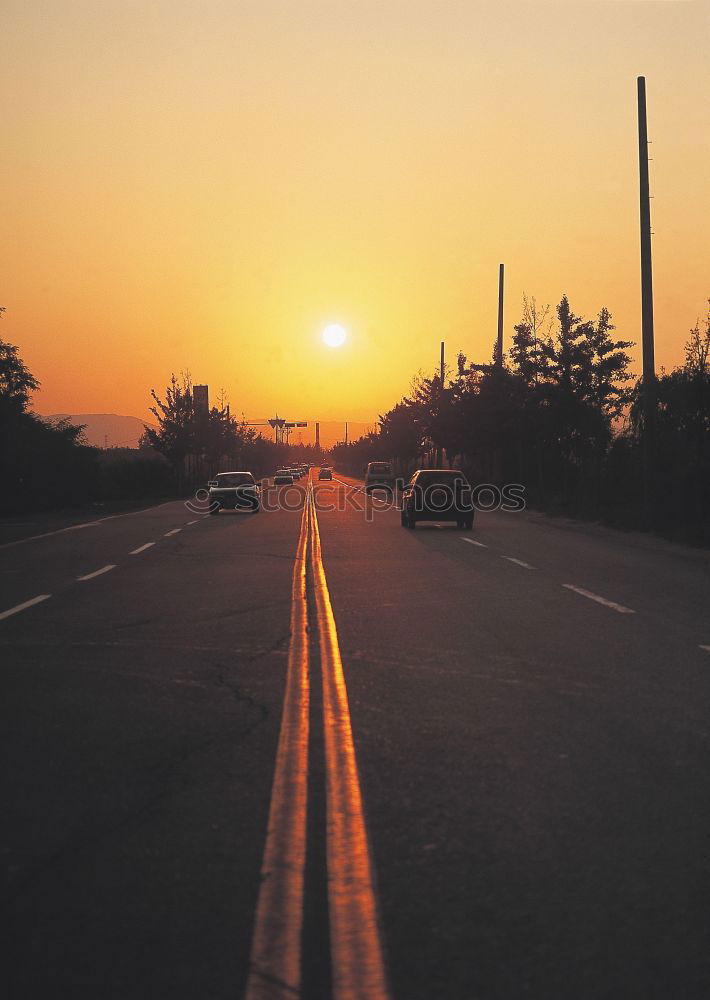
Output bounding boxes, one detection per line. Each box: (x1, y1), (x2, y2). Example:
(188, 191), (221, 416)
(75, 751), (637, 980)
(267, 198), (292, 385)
(245, 483), (389, 1000)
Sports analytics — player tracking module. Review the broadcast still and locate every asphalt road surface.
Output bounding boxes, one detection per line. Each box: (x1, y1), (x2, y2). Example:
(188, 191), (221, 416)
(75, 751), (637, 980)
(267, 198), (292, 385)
(3, 473), (710, 999)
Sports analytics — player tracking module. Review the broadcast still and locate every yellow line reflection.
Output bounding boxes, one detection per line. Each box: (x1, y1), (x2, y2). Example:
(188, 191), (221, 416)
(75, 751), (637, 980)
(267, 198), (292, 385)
(245, 498), (310, 1000)
(308, 486), (390, 1000)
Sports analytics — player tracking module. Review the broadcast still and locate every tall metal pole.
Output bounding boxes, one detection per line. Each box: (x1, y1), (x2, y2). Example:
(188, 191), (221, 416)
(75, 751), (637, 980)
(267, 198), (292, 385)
(497, 263), (505, 365)
(437, 341), (445, 468)
(637, 76), (656, 521)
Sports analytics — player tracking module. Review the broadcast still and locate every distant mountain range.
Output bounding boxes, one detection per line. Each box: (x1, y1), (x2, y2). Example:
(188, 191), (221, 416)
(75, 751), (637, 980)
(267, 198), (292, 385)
(41, 414), (373, 449)
(42, 414), (152, 449)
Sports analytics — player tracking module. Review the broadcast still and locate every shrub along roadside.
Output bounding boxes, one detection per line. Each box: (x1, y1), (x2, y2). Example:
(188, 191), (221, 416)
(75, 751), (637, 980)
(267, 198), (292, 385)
(332, 295), (710, 546)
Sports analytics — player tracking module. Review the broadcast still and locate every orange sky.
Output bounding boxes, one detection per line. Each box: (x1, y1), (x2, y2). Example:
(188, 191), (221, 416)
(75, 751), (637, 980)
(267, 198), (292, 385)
(2, 0), (708, 427)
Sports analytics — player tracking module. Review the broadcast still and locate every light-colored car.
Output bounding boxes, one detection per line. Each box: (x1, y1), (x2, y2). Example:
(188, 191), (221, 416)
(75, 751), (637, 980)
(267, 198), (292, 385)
(274, 469), (295, 485)
(365, 461), (395, 493)
(208, 471), (260, 514)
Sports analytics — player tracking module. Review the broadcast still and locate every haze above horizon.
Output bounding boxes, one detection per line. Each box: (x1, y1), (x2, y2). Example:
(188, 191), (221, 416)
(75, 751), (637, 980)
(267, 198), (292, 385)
(2, 0), (708, 425)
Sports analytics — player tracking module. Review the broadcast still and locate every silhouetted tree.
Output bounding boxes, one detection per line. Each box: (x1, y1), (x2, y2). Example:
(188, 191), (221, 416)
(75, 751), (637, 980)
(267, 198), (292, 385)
(0, 313), (101, 513)
(143, 373), (194, 482)
(0, 310), (41, 417)
(628, 302), (710, 532)
(509, 295), (550, 387)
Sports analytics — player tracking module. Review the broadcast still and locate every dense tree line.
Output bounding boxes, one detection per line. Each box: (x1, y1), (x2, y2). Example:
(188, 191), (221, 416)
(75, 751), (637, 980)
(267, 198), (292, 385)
(143, 372), (324, 485)
(0, 316), (322, 516)
(0, 312), (93, 513)
(333, 295), (710, 542)
(0, 311), (172, 514)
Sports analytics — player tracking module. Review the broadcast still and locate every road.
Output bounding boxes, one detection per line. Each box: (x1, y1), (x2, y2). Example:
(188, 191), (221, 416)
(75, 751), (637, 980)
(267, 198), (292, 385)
(3, 473), (710, 999)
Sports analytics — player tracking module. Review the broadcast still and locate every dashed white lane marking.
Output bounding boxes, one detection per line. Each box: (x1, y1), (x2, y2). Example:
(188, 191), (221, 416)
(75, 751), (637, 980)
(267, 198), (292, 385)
(0, 594), (52, 621)
(164, 528), (181, 537)
(186, 520), (198, 525)
(502, 556), (535, 569)
(130, 542), (155, 555)
(77, 565), (116, 582)
(563, 584), (635, 614)
(699, 645), (710, 653)
(460, 537), (487, 547)
(333, 477), (392, 506)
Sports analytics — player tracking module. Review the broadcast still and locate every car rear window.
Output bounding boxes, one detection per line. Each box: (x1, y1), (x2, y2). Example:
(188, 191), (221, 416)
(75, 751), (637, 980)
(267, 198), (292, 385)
(415, 472), (467, 487)
(369, 463), (391, 473)
(216, 473), (254, 486)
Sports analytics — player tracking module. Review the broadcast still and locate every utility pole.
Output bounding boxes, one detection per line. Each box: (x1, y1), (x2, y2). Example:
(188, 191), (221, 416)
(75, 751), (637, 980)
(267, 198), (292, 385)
(497, 263), (505, 365)
(315, 421), (320, 450)
(437, 341), (445, 468)
(345, 422), (348, 446)
(637, 75), (656, 523)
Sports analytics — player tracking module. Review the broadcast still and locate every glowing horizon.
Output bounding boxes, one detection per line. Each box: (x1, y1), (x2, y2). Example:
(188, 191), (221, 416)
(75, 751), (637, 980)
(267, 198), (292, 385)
(1, 0), (708, 427)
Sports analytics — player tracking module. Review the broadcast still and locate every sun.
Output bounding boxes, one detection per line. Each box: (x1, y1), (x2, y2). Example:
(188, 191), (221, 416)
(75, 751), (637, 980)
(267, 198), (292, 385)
(322, 323), (347, 348)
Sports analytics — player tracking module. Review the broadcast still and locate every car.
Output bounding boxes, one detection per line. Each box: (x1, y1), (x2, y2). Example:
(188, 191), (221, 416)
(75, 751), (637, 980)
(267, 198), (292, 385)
(318, 467), (333, 481)
(289, 466), (302, 480)
(400, 469), (474, 530)
(274, 469), (295, 485)
(365, 461), (395, 493)
(207, 471), (260, 514)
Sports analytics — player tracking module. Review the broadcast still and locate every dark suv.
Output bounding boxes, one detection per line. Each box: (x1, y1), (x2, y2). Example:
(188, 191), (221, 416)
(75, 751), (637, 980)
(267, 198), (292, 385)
(400, 469), (474, 530)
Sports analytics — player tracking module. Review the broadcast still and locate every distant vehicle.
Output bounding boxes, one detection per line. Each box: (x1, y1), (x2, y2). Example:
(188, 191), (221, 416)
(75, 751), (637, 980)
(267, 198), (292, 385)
(318, 467), (333, 481)
(365, 461), (395, 493)
(207, 471), (260, 515)
(274, 469), (295, 485)
(289, 466), (302, 480)
(400, 469), (474, 530)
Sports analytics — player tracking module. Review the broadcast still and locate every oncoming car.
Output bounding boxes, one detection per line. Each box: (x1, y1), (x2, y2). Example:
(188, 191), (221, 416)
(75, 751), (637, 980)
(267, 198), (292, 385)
(365, 461), (395, 493)
(400, 469), (474, 530)
(207, 471), (260, 515)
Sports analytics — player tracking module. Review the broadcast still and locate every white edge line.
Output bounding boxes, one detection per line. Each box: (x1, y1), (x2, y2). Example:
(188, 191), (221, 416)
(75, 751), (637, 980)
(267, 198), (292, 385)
(0, 594), (52, 621)
(164, 528), (181, 537)
(0, 499), (183, 551)
(77, 564), (116, 582)
(130, 542), (155, 555)
(460, 537), (487, 547)
(563, 583), (635, 614)
(502, 556), (535, 569)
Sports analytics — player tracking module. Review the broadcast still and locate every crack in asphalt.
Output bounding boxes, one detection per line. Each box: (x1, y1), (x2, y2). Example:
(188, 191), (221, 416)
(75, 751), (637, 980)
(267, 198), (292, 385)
(4, 672), (280, 904)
